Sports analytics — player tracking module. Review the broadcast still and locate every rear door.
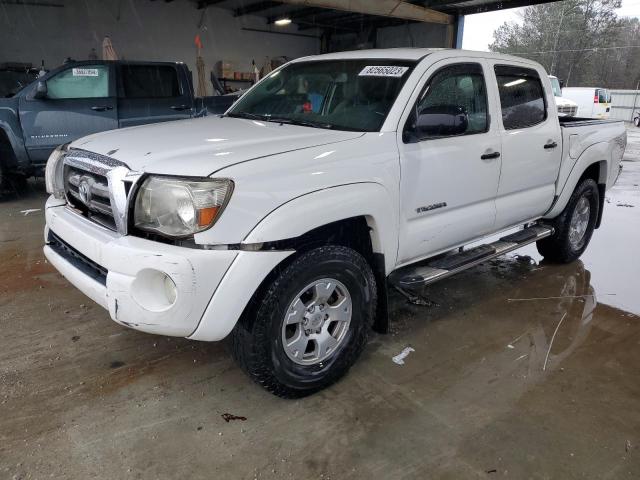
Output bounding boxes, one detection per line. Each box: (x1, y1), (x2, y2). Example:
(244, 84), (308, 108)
(397, 58), (502, 264)
(489, 63), (562, 230)
(18, 63), (117, 164)
(117, 64), (195, 128)
(595, 88), (611, 118)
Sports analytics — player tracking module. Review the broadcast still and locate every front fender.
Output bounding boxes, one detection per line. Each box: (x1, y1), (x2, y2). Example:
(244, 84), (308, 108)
(243, 182), (399, 274)
(0, 102), (29, 170)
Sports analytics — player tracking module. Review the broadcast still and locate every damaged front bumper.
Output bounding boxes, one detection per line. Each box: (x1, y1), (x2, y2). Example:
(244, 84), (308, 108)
(43, 196), (291, 340)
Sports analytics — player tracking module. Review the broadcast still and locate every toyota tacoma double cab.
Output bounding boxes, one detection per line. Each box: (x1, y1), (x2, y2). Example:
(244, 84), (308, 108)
(43, 49), (627, 398)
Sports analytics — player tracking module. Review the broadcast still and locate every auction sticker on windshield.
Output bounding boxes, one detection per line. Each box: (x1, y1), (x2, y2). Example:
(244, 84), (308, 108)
(72, 68), (99, 77)
(359, 66), (409, 77)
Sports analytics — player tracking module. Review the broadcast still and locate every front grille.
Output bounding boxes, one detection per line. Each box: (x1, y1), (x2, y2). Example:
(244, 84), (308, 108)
(558, 105), (577, 116)
(64, 164), (117, 230)
(47, 230), (108, 285)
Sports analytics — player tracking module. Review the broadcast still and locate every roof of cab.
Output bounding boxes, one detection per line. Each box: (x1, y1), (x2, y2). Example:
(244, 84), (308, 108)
(293, 48), (542, 68)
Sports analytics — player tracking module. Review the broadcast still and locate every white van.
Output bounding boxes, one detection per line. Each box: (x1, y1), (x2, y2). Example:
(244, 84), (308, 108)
(548, 75), (577, 117)
(562, 87), (612, 119)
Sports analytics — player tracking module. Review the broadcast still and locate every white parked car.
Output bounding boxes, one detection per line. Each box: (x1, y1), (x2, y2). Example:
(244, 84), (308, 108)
(548, 75), (577, 117)
(562, 86), (612, 119)
(43, 49), (627, 397)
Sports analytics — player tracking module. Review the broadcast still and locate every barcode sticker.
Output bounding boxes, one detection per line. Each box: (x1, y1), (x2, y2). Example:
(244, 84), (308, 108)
(359, 66), (409, 77)
(72, 68), (99, 77)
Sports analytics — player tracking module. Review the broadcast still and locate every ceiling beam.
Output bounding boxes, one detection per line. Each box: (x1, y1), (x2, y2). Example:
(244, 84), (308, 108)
(233, 1), (281, 17)
(274, 0), (452, 24)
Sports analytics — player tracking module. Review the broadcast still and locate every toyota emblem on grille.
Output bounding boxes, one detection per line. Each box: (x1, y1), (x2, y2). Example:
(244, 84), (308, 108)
(78, 177), (93, 206)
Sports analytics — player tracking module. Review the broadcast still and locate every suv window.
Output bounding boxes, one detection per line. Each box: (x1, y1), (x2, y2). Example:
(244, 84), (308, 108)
(121, 65), (180, 98)
(46, 65), (109, 99)
(411, 63), (488, 140)
(495, 65), (546, 130)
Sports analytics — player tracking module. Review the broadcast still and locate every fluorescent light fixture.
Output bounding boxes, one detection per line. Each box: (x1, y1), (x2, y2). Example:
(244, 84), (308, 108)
(504, 78), (527, 87)
(274, 17), (292, 26)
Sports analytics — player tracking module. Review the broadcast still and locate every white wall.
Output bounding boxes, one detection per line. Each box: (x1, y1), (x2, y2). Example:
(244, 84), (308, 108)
(0, 0), (320, 93)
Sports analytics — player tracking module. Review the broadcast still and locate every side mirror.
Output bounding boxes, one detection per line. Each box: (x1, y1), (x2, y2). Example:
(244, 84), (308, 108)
(34, 80), (48, 99)
(415, 105), (468, 138)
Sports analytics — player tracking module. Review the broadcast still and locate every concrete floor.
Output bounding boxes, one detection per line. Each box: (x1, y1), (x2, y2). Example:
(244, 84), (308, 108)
(1, 126), (640, 479)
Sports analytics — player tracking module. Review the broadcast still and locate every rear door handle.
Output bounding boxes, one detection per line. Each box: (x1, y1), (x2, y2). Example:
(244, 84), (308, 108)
(170, 105), (191, 111)
(544, 141), (558, 149)
(481, 151), (501, 160)
(91, 105), (113, 112)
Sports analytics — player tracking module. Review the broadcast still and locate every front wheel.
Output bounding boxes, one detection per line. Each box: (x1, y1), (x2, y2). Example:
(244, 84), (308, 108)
(634, 116), (640, 127)
(230, 245), (377, 398)
(536, 178), (599, 263)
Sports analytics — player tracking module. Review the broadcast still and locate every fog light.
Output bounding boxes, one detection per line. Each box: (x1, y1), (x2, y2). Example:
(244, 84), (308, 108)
(131, 269), (178, 312)
(163, 274), (177, 305)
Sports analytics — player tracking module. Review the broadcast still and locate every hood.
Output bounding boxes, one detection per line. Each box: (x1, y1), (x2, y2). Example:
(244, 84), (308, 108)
(555, 96), (577, 108)
(70, 116), (364, 176)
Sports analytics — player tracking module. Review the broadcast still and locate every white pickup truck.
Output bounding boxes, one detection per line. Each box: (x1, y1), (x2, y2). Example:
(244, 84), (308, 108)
(43, 49), (627, 397)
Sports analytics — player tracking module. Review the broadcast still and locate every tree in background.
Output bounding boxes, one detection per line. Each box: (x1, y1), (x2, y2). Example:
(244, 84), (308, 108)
(490, 0), (640, 89)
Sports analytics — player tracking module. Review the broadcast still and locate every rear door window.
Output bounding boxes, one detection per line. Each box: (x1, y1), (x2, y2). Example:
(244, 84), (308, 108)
(597, 89), (611, 103)
(46, 65), (109, 99)
(120, 65), (180, 98)
(494, 65), (546, 130)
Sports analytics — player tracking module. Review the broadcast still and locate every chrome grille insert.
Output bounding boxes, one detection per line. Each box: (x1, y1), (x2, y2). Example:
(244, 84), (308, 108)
(558, 105), (577, 116)
(62, 149), (141, 234)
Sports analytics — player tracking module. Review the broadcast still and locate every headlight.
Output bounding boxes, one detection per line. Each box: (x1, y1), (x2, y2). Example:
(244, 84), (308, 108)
(45, 143), (69, 199)
(133, 176), (233, 238)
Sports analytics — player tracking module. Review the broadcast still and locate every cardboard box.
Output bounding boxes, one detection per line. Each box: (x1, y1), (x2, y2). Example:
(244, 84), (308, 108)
(215, 60), (234, 79)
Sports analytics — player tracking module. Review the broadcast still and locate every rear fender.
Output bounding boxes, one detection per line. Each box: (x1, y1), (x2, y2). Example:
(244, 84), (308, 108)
(545, 143), (608, 220)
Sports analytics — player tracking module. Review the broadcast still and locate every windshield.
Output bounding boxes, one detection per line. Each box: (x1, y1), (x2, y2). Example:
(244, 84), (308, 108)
(227, 59), (415, 132)
(549, 77), (562, 97)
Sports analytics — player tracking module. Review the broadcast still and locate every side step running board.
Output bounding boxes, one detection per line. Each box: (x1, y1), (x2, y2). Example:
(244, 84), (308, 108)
(390, 224), (553, 289)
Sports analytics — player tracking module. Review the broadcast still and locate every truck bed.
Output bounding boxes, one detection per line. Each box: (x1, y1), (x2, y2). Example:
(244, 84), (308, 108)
(559, 116), (622, 128)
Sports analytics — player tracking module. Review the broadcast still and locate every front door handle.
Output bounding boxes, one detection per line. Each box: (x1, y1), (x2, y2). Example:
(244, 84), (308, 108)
(481, 151), (501, 160)
(544, 141), (558, 149)
(170, 105), (191, 111)
(91, 105), (113, 112)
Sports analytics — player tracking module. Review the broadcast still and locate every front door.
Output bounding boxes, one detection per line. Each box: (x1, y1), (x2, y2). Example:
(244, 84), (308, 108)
(397, 59), (502, 265)
(19, 64), (117, 164)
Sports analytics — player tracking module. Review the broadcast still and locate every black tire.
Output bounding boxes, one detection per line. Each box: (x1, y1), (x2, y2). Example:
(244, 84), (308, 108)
(536, 178), (599, 263)
(0, 161), (7, 193)
(635, 116), (640, 127)
(0, 162), (28, 195)
(230, 245), (377, 398)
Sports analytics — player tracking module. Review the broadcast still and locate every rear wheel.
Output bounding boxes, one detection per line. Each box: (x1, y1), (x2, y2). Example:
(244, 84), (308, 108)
(230, 245), (377, 398)
(635, 116), (640, 127)
(536, 178), (599, 263)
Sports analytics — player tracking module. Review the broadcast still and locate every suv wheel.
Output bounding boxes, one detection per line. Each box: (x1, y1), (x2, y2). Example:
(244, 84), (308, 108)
(230, 245), (377, 398)
(536, 178), (599, 263)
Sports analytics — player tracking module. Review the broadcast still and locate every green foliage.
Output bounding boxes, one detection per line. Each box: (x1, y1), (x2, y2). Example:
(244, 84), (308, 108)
(489, 0), (640, 88)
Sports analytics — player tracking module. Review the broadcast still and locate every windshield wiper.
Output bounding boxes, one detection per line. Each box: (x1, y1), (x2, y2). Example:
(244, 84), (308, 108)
(225, 112), (269, 121)
(264, 117), (336, 130)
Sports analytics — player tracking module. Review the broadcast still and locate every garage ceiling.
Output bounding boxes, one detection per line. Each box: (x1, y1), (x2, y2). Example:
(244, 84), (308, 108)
(188, 0), (563, 32)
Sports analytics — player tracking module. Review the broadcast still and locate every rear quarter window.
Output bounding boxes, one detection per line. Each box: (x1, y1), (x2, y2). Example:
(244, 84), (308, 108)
(120, 65), (180, 98)
(494, 65), (547, 130)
